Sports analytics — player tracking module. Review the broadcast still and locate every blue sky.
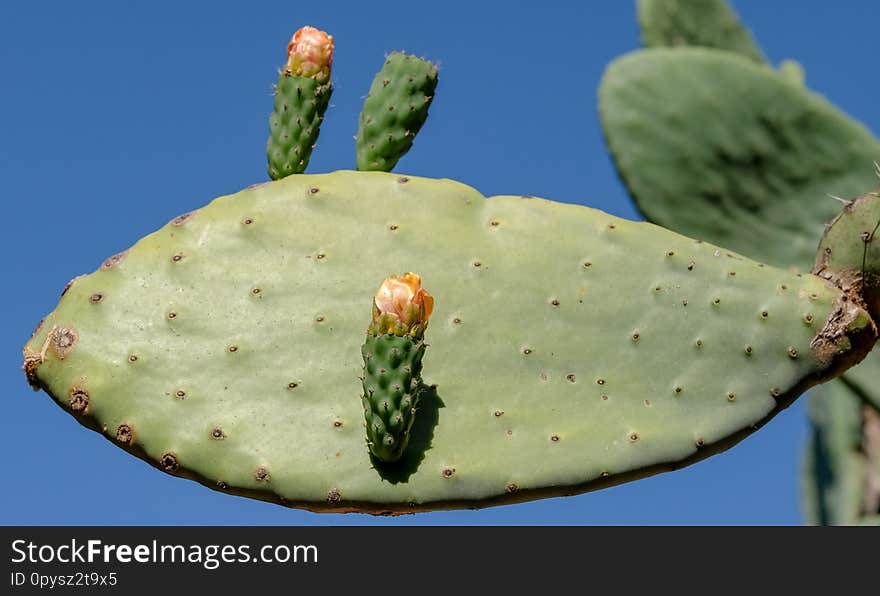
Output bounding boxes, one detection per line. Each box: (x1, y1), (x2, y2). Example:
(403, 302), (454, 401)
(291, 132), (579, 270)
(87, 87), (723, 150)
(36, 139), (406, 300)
(1, 1), (877, 525)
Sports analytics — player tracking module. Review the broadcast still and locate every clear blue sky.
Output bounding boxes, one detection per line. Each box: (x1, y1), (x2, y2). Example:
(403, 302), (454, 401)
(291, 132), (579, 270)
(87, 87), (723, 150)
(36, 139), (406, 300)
(1, 1), (877, 525)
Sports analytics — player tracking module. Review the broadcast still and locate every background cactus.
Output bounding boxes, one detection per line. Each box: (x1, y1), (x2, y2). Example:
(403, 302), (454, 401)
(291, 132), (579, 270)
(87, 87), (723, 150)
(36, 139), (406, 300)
(637, 0), (764, 63)
(801, 380), (874, 525)
(598, 0), (880, 524)
(22, 171), (875, 513)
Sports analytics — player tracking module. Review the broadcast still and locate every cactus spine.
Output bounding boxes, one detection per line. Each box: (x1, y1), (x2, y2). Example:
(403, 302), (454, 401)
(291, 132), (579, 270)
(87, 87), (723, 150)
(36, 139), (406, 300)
(267, 26), (334, 180)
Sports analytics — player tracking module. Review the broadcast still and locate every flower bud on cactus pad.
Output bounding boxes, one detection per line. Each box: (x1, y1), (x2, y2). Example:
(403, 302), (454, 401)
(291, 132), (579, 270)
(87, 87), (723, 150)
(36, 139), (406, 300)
(285, 26), (334, 83)
(362, 273), (433, 462)
(356, 53), (438, 172)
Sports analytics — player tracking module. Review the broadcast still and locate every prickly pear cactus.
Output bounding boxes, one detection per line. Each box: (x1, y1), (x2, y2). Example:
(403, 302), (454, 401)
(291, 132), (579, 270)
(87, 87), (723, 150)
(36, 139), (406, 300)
(599, 0), (880, 524)
(637, 0), (765, 63)
(355, 53), (438, 172)
(267, 27), (334, 180)
(21, 172), (876, 513)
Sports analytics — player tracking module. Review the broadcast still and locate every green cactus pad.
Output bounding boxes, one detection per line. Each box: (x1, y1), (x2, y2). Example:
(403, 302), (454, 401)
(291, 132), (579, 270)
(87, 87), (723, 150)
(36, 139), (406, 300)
(814, 192), (880, 319)
(267, 74), (332, 180)
(811, 192), (880, 412)
(599, 47), (880, 270)
(362, 334), (426, 462)
(22, 172), (876, 513)
(637, 0), (765, 63)
(355, 53), (438, 172)
(802, 382), (880, 525)
(836, 358), (880, 411)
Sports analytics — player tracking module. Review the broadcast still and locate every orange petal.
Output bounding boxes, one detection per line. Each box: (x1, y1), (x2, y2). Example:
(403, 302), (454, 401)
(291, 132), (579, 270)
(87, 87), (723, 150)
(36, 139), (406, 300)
(420, 290), (434, 321)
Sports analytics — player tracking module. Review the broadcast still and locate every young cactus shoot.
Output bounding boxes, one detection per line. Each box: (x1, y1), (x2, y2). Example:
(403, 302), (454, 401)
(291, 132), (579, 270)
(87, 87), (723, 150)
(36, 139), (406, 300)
(356, 53), (438, 172)
(362, 273), (433, 463)
(266, 26), (334, 180)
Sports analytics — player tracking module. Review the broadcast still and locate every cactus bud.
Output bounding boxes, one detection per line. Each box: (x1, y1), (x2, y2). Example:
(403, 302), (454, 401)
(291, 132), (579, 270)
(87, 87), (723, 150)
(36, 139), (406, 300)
(370, 273), (433, 338)
(362, 273), (432, 462)
(284, 26), (334, 83)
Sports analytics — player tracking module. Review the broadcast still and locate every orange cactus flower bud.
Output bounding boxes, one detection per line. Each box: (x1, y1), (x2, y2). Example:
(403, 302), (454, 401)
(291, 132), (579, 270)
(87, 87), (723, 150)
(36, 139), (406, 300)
(370, 273), (433, 337)
(285, 26), (334, 83)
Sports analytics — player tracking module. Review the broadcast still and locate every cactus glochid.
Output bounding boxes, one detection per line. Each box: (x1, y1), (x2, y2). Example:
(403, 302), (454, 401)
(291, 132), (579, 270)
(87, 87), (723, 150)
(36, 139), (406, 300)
(361, 273), (433, 462)
(266, 26), (334, 180)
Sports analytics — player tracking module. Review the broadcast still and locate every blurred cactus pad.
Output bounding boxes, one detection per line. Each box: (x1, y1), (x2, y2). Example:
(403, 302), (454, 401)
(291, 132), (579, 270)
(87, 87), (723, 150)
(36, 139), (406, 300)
(21, 172), (878, 513)
(600, 47), (880, 269)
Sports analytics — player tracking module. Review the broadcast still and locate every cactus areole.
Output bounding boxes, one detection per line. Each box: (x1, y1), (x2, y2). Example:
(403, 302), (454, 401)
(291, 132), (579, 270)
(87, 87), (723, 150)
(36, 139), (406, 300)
(17, 23), (880, 515)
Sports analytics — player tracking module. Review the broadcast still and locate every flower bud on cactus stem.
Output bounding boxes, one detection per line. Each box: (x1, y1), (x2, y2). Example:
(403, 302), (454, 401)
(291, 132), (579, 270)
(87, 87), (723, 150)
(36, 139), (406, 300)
(266, 25), (333, 180)
(285, 26), (334, 83)
(361, 273), (433, 462)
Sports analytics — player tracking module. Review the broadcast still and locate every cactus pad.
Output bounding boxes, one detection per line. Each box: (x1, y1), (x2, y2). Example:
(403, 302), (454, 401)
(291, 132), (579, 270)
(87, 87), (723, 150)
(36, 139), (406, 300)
(22, 172), (876, 513)
(599, 47), (880, 270)
(805, 193), (880, 525)
(637, 0), (765, 63)
(267, 75), (332, 180)
(362, 334), (426, 462)
(355, 53), (438, 172)
(814, 192), (880, 315)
